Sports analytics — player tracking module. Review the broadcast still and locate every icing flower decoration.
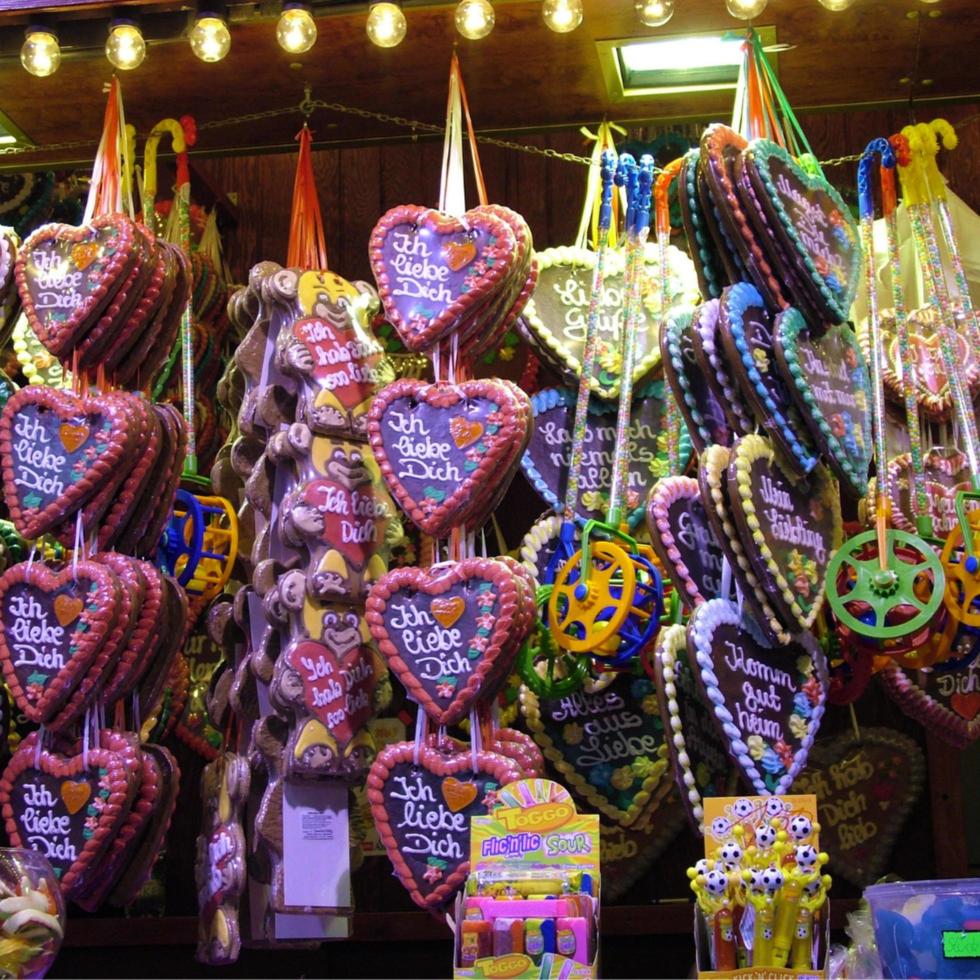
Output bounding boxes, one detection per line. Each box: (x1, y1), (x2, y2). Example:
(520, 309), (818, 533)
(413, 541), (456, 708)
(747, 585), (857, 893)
(482, 789), (499, 809)
(611, 766), (635, 791)
(589, 763), (613, 789)
(829, 209), (844, 227)
(789, 714), (810, 741)
(598, 341), (622, 375)
(761, 747), (785, 775)
(581, 491), (606, 512)
(746, 735), (766, 761)
(499, 346), (515, 362)
(631, 756), (657, 779)
(695, 762), (712, 789)
(752, 348), (770, 374)
(787, 549), (818, 586)
(793, 691), (813, 719)
(796, 654), (813, 676)
(631, 678), (654, 699)
(469, 635), (489, 653)
(423, 863), (444, 883)
(435, 682), (456, 700)
(774, 739), (794, 769)
(814, 256), (829, 277)
(802, 676), (823, 705)
(649, 456), (668, 479)
(641, 694), (659, 717)
(476, 614), (495, 632)
(563, 723), (584, 746)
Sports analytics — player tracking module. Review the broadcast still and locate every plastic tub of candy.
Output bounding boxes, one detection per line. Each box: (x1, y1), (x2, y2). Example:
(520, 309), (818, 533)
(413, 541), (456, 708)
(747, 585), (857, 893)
(865, 878), (980, 978)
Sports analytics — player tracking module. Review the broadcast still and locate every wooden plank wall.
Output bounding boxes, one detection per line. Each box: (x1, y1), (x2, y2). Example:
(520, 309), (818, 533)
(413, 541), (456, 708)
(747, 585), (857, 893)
(199, 102), (980, 284)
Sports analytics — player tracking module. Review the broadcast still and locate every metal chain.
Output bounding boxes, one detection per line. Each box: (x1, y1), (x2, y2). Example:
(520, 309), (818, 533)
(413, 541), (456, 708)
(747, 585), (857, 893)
(2, 95), (979, 172)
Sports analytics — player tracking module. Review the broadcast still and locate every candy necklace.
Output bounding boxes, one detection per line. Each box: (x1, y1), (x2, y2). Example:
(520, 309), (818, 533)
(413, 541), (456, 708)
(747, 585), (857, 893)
(548, 154), (664, 666)
(825, 138), (943, 643)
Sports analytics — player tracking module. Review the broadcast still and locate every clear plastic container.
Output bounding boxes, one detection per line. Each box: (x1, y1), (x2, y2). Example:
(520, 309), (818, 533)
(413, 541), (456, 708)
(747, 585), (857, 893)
(865, 878), (980, 979)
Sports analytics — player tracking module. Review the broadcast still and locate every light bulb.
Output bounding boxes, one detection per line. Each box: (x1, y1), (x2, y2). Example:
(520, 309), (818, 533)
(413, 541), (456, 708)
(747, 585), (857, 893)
(637, 0), (674, 26)
(367, 3), (407, 47)
(455, 0), (495, 39)
(817, 0), (856, 8)
(20, 27), (60, 77)
(543, 0), (583, 32)
(105, 21), (146, 70)
(277, 4), (317, 54)
(725, 0), (767, 18)
(190, 13), (231, 62)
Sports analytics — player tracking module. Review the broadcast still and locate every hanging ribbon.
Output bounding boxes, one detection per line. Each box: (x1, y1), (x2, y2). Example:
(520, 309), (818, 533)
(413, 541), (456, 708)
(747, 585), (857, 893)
(574, 121), (625, 251)
(84, 77), (130, 223)
(287, 125), (329, 270)
(656, 160), (683, 479)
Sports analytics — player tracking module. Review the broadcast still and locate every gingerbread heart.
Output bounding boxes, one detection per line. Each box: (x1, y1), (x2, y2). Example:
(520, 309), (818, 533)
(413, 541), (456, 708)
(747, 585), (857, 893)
(0, 386), (133, 540)
(647, 477), (725, 611)
(519, 244), (697, 400)
(521, 382), (687, 531)
(368, 378), (530, 537)
(740, 139), (861, 325)
(0, 737), (133, 896)
(15, 215), (137, 356)
(0, 560), (120, 725)
(369, 205), (516, 351)
(366, 741), (519, 909)
(883, 447), (974, 537)
(793, 727), (924, 888)
(719, 284), (818, 476)
(654, 624), (738, 830)
(366, 559), (524, 727)
(880, 647), (980, 748)
(519, 671), (672, 828)
(687, 598), (828, 795)
(870, 307), (980, 420)
(661, 310), (734, 452)
(727, 434), (842, 634)
(775, 309), (872, 497)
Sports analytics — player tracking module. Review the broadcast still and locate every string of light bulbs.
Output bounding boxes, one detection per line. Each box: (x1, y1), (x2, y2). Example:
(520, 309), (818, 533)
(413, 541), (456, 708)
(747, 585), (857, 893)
(17, 0), (947, 77)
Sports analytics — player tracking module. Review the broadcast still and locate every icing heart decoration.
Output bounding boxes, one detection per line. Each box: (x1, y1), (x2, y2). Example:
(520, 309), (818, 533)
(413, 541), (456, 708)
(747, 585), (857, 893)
(283, 638), (377, 748)
(15, 215), (137, 357)
(727, 434), (842, 634)
(442, 777), (477, 812)
(368, 378), (531, 538)
(0, 386), (133, 540)
(775, 309), (873, 498)
(653, 624), (738, 830)
(739, 139), (862, 325)
(58, 423), (88, 453)
(61, 780), (91, 815)
(880, 645), (980, 749)
(366, 742), (520, 909)
(522, 383), (688, 531)
(369, 204), (516, 352)
(0, 736), (133, 897)
(0, 560), (120, 725)
(647, 476), (726, 611)
(431, 596), (465, 629)
(366, 559), (526, 727)
(282, 474), (393, 569)
(687, 598), (828, 795)
(793, 728), (924, 888)
(519, 670), (672, 828)
(519, 244), (698, 401)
